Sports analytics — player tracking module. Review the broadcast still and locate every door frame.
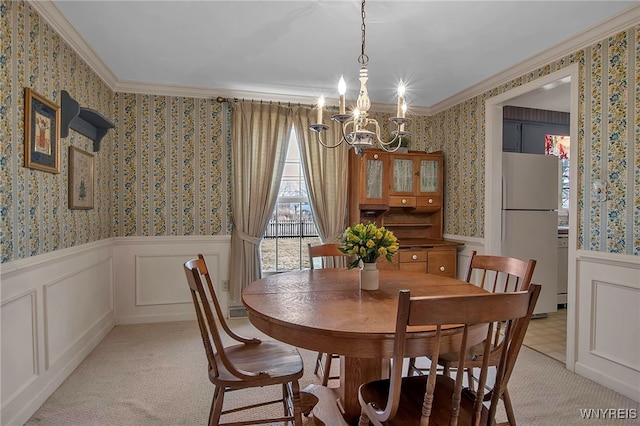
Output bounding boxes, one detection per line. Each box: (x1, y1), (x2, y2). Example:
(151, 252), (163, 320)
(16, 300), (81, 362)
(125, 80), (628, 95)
(484, 63), (579, 370)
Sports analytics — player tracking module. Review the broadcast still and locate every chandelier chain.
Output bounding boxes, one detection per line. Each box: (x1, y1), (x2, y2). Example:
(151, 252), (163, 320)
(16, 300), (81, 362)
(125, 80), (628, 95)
(309, 0), (410, 155)
(358, 0), (368, 66)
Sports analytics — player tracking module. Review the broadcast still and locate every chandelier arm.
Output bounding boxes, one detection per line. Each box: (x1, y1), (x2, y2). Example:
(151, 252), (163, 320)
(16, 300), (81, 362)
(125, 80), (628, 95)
(376, 120), (400, 153)
(315, 131), (348, 149)
(370, 119), (383, 145)
(379, 130), (400, 147)
(379, 136), (401, 152)
(380, 135), (400, 152)
(375, 121), (402, 153)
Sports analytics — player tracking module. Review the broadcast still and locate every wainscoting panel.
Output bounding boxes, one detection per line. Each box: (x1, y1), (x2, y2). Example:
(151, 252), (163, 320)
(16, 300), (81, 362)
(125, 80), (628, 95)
(1, 290), (38, 409)
(0, 240), (115, 426)
(591, 279), (640, 371)
(44, 257), (114, 369)
(113, 236), (231, 324)
(575, 251), (640, 402)
(135, 254), (196, 306)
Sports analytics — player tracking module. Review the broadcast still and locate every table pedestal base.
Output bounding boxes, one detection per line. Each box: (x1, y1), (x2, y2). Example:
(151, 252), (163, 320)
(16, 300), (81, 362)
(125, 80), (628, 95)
(339, 356), (387, 424)
(304, 355), (387, 426)
(304, 384), (348, 426)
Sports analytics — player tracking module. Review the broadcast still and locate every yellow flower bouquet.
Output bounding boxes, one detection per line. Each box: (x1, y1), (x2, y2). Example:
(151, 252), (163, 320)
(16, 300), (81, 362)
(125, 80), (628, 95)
(339, 222), (399, 269)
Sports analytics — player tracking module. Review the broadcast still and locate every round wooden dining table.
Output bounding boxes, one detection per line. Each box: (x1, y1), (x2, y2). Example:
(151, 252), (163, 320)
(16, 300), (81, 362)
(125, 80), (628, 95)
(242, 268), (489, 424)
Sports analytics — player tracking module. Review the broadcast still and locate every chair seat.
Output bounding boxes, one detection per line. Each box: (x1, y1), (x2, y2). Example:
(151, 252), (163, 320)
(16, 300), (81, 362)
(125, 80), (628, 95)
(211, 340), (304, 387)
(359, 375), (489, 426)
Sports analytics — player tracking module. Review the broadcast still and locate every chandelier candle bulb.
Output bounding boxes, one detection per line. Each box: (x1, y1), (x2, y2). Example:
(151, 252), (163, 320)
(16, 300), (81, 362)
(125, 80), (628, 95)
(338, 76), (346, 114)
(397, 81), (405, 118)
(317, 96), (324, 123)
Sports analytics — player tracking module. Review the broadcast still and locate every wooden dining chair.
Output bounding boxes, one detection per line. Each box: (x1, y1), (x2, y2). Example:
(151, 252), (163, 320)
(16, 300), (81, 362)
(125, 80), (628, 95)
(358, 285), (541, 426)
(184, 254), (305, 426)
(407, 250), (537, 425)
(308, 242), (348, 270)
(308, 242), (348, 387)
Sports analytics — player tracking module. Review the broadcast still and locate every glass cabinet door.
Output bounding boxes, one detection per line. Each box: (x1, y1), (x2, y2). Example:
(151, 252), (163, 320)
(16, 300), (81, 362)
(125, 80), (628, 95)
(392, 158), (414, 193)
(365, 158), (384, 199)
(360, 151), (387, 204)
(419, 159), (439, 193)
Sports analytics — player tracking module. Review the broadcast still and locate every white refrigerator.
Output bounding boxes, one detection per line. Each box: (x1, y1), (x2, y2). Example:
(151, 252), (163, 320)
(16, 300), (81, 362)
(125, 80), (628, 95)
(502, 152), (558, 316)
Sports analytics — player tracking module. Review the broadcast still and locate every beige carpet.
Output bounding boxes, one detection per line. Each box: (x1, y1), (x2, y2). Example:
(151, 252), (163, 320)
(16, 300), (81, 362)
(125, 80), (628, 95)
(25, 319), (639, 426)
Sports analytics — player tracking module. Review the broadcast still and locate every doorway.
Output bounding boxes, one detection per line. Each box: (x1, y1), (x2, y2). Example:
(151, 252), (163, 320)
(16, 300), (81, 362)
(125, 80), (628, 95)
(484, 64), (579, 370)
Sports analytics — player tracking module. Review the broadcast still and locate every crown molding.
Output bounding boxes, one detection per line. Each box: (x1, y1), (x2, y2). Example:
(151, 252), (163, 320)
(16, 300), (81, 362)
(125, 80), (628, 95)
(28, 0), (119, 91)
(114, 81), (313, 103)
(429, 3), (640, 115)
(30, 0), (637, 117)
(114, 81), (435, 116)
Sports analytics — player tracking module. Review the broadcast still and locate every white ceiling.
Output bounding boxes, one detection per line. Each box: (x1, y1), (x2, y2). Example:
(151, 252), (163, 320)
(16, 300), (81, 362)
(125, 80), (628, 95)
(506, 78), (572, 112)
(51, 1), (637, 110)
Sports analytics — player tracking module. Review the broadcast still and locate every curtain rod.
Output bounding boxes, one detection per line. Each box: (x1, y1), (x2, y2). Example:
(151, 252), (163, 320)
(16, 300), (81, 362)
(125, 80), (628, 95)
(216, 96), (320, 109)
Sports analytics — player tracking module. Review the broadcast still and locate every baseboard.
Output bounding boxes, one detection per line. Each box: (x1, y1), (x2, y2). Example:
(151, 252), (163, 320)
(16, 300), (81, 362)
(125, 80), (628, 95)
(115, 312), (196, 325)
(575, 362), (640, 403)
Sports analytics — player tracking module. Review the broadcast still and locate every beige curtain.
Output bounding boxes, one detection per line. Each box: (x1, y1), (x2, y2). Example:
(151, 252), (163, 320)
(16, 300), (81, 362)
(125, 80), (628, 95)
(229, 101), (293, 302)
(293, 106), (349, 244)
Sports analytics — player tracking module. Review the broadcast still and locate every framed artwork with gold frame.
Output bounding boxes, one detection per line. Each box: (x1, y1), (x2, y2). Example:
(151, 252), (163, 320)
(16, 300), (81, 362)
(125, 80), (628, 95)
(69, 146), (94, 209)
(24, 88), (60, 173)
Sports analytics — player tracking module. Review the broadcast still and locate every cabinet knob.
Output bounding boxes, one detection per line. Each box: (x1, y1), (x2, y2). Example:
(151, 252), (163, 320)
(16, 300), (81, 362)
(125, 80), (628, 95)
(373, 154), (379, 159)
(402, 199), (407, 204)
(412, 255), (418, 260)
(440, 266), (445, 272)
(428, 198), (433, 204)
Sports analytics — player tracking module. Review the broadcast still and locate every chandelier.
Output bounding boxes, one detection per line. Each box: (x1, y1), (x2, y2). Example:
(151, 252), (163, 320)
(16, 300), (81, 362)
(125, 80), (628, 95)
(309, 0), (410, 155)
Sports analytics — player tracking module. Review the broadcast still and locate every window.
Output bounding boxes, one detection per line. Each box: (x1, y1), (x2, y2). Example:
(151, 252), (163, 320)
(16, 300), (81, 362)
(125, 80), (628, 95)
(260, 132), (320, 272)
(545, 135), (570, 210)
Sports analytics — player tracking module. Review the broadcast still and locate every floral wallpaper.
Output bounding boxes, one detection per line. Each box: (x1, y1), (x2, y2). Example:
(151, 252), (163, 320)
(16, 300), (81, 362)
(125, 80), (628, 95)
(430, 26), (638, 255)
(1, 1), (233, 264)
(1, 0), (637, 264)
(112, 93), (231, 237)
(1, 1), (114, 263)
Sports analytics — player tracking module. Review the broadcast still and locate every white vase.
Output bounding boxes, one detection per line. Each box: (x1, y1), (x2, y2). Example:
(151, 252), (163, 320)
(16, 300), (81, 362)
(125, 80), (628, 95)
(359, 262), (379, 291)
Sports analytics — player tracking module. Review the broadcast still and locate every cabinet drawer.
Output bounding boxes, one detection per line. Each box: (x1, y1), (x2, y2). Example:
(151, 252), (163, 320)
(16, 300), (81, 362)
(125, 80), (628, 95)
(427, 250), (456, 277)
(416, 195), (442, 208)
(389, 196), (417, 208)
(399, 250), (428, 263)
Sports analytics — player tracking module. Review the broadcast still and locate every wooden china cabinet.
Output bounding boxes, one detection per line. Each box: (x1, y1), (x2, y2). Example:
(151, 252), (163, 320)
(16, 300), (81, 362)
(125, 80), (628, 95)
(347, 149), (460, 278)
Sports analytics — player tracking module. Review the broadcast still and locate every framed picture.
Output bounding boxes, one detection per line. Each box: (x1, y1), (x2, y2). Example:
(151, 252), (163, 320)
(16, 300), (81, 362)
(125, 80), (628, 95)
(24, 88), (60, 173)
(69, 146), (94, 209)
